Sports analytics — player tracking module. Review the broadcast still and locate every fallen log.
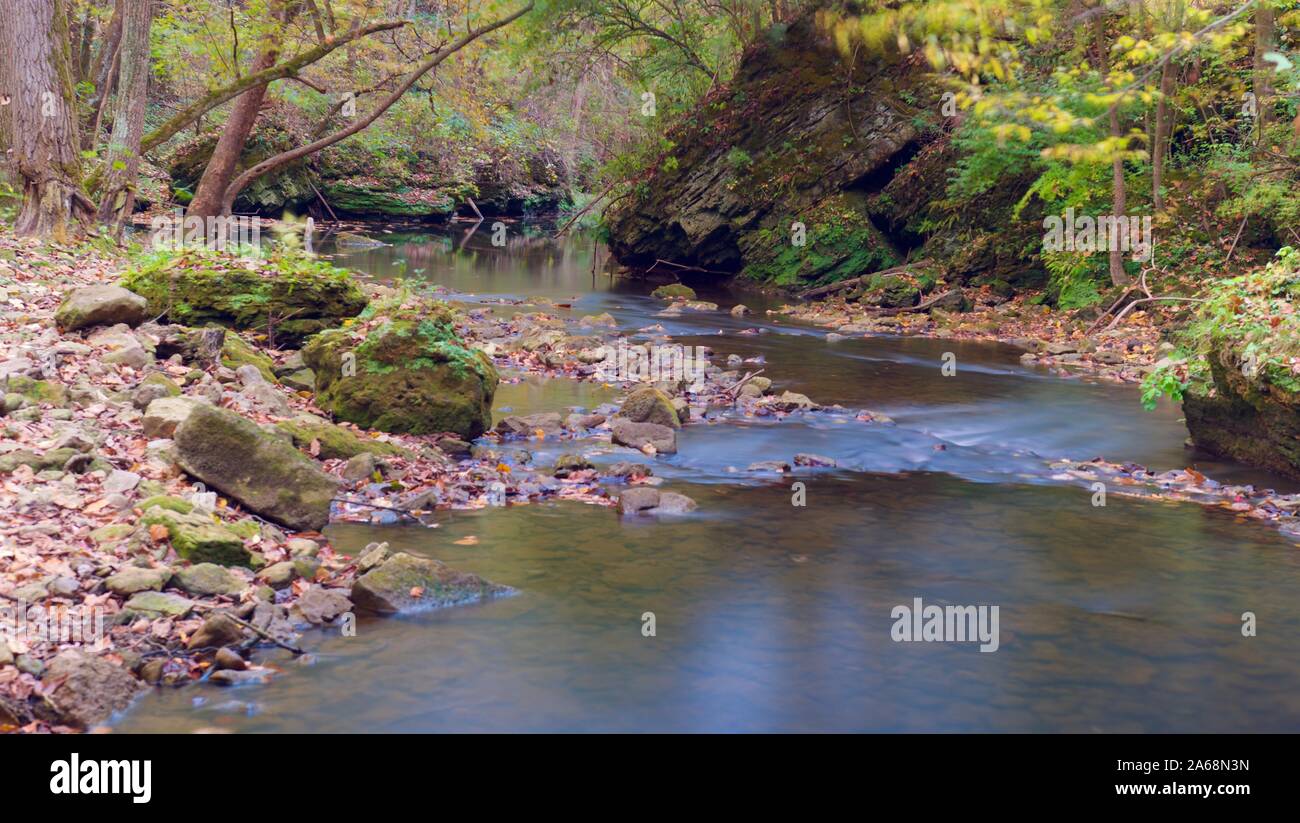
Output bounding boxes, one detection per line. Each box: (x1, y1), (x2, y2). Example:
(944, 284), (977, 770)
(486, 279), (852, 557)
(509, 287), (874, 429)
(864, 289), (962, 316)
(797, 259), (935, 300)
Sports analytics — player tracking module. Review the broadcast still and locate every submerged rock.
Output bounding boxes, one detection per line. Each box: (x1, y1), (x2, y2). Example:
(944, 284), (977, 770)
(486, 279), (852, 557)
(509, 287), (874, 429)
(610, 419), (677, 454)
(350, 552), (511, 614)
(495, 412), (563, 437)
(173, 403), (338, 531)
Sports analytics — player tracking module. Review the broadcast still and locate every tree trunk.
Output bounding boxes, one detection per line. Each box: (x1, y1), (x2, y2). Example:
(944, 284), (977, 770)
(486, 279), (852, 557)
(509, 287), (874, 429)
(138, 18), (405, 154)
(187, 1), (299, 219)
(1151, 59), (1176, 211)
(0, 3), (16, 189)
(83, 0), (124, 151)
(1095, 11), (1131, 286)
(1253, 3), (1276, 143)
(9, 0), (88, 241)
(220, 3), (536, 214)
(95, 0), (153, 239)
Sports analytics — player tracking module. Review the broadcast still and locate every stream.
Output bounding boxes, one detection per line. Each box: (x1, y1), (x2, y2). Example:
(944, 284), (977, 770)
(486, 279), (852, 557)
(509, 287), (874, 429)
(116, 222), (1300, 732)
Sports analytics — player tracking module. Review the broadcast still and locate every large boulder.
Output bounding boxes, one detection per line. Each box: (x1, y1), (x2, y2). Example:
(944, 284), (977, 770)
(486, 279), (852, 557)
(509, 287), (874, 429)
(173, 403), (338, 531)
(119, 249), (367, 345)
(54, 285), (149, 332)
(303, 306), (498, 439)
(41, 651), (145, 728)
(350, 552), (511, 614)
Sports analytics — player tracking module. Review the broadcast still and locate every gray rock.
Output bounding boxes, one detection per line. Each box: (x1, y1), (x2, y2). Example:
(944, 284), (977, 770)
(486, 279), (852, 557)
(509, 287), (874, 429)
(350, 552), (511, 614)
(54, 285), (148, 332)
(295, 586), (352, 624)
(124, 591), (195, 618)
(142, 396), (198, 439)
(610, 419), (677, 454)
(102, 469), (141, 495)
(41, 651), (144, 727)
(617, 487), (661, 515)
(175, 563), (245, 597)
(793, 453), (837, 467)
(343, 452), (382, 483)
(187, 612), (247, 650)
(495, 413), (564, 437)
(105, 567), (171, 596)
(650, 491), (697, 514)
(173, 403), (338, 531)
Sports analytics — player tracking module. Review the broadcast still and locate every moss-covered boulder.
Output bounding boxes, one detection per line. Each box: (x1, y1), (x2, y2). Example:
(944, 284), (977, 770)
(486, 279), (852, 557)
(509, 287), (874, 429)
(651, 284), (697, 300)
(120, 248), (367, 345)
(303, 305), (498, 439)
(618, 386), (681, 428)
(350, 552), (512, 614)
(275, 412), (407, 460)
(172, 403), (338, 531)
(140, 505), (253, 567)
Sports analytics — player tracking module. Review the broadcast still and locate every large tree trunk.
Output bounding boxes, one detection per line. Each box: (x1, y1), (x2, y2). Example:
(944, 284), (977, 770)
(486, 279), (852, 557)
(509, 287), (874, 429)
(9, 0), (88, 241)
(220, 3), (536, 214)
(95, 0), (153, 239)
(187, 1), (299, 219)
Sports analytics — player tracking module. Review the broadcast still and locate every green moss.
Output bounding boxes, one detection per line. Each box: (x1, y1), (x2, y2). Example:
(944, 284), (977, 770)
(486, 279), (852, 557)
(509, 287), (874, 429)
(5, 377), (68, 406)
(136, 494), (194, 514)
(221, 332), (278, 383)
(120, 246), (367, 345)
(302, 303), (498, 438)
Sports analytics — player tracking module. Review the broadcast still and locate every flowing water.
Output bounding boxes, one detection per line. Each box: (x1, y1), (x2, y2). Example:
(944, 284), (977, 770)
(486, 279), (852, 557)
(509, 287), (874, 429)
(117, 222), (1300, 732)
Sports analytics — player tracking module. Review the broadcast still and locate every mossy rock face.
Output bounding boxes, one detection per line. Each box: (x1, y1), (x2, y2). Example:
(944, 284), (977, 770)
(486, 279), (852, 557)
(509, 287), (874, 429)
(303, 307), (498, 439)
(604, 12), (930, 289)
(1183, 342), (1300, 478)
(136, 494), (194, 514)
(320, 182), (456, 218)
(275, 412), (407, 460)
(119, 251), (367, 346)
(172, 403), (338, 532)
(140, 506), (252, 568)
(0, 448), (79, 474)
